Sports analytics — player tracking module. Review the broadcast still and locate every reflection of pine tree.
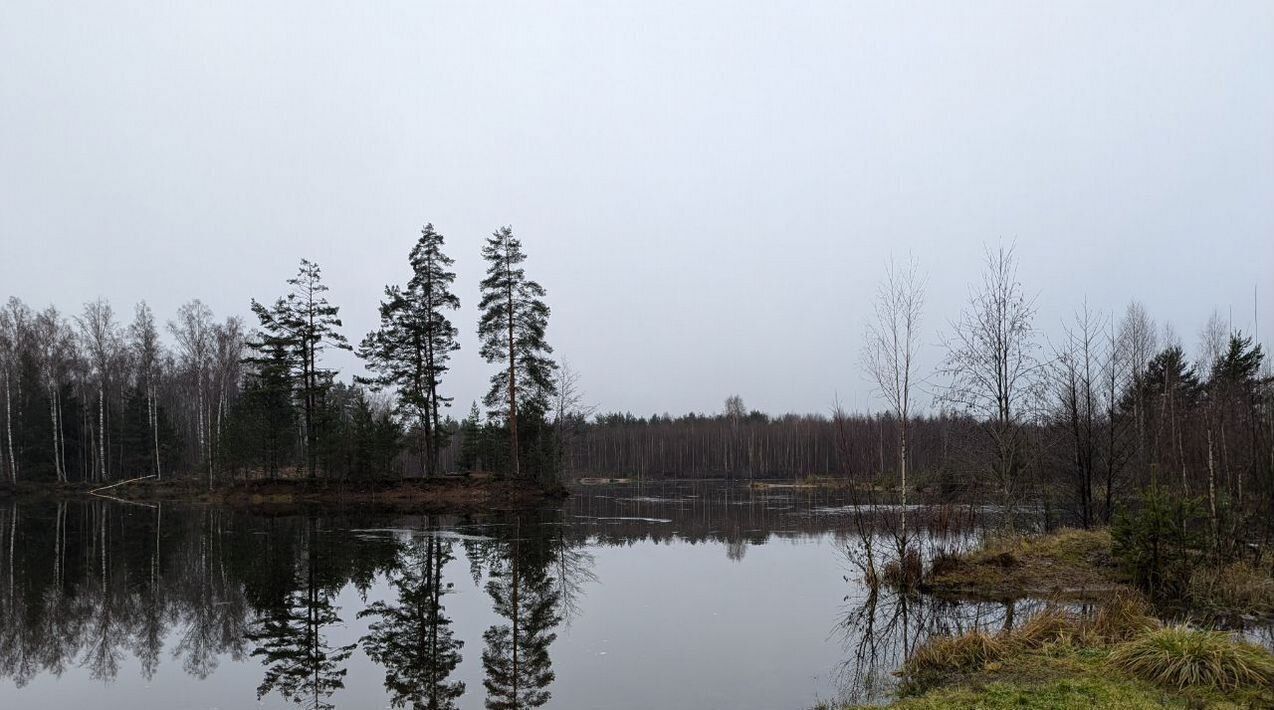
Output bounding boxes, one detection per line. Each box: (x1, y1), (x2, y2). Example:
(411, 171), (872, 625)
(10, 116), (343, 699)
(248, 519), (354, 710)
(482, 523), (561, 710)
(360, 535), (465, 710)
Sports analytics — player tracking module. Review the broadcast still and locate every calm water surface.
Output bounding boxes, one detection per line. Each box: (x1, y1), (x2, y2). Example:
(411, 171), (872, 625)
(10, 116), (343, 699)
(0, 482), (1084, 709)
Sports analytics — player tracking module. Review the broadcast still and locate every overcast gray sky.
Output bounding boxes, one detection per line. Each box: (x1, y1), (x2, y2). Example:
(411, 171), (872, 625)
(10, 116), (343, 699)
(2, 1), (1271, 417)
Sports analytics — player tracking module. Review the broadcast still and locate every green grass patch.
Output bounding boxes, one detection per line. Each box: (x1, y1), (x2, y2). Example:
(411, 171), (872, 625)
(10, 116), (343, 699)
(877, 676), (1181, 709)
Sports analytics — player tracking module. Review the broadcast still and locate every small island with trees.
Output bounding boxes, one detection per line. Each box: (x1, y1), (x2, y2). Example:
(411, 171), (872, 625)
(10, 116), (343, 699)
(0, 224), (575, 508)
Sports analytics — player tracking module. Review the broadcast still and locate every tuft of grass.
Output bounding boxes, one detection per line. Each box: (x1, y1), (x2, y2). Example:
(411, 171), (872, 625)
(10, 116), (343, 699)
(1089, 591), (1161, 643)
(903, 630), (1006, 676)
(1010, 606), (1083, 649)
(1107, 625), (1274, 691)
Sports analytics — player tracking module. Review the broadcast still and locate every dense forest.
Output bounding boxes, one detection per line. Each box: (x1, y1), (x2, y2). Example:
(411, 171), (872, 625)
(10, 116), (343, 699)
(1, 235), (1271, 535)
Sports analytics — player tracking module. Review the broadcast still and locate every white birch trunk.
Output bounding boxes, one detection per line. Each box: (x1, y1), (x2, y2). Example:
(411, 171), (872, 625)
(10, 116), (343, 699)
(4, 372), (14, 483)
(98, 386), (106, 482)
(48, 387), (63, 482)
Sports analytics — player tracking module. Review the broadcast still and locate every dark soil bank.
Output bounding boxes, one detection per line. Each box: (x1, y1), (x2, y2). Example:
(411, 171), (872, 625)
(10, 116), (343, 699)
(0, 476), (567, 512)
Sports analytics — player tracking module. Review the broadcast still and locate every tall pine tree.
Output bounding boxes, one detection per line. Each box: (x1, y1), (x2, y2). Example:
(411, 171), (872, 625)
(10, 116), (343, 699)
(250, 259), (350, 479)
(477, 226), (556, 479)
(359, 224), (460, 477)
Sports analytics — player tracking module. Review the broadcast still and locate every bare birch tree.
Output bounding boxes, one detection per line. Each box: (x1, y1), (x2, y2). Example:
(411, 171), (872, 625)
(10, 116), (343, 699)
(129, 302), (165, 480)
(1117, 301), (1157, 479)
(860, 255), (924, 554)
(936, 244), (1044, 508)
(170, 300), (215, 476)
(552, 359), (595, 478)
(0, 300), (29, 483)
(77, 299), (122, 482)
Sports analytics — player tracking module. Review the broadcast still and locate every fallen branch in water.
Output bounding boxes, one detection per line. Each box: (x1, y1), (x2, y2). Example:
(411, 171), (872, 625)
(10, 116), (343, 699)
(88, 474), (157, 496)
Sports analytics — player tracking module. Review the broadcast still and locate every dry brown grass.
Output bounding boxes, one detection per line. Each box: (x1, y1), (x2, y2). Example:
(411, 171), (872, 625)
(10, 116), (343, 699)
(1187, 561), (1274, 616)
(1089, 590), (1161, 642)
(924, 528), (1128, 599)
(1009, 606), (1083, 649)
(903, 630), (1007, 676)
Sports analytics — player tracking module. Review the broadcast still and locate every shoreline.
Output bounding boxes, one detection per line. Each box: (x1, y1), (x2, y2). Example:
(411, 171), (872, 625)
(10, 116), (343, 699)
(0, 476), (568, 512)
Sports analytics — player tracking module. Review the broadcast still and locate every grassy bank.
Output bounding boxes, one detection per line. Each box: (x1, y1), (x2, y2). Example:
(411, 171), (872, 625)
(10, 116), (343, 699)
(840, 527), (1274, 708)
(844, 598), (1274, 709)
(923, 528), (1132, 600)
(0, 475), (567, 511)
(924, 527), (1274, 622)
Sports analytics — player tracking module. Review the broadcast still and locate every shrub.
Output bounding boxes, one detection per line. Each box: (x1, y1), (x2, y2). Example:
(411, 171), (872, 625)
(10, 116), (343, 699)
(1112, 491), (1206, 600)
(883, 546), (924, 590)
(1107, 625), (1274, 691)
(927, 546), (962, 578)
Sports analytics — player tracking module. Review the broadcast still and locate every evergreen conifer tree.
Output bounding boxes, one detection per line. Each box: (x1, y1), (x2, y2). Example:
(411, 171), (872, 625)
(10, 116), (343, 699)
(250, 259), (350, 478)
(359, 224), (460, 477)
(477, 227), (556, 478)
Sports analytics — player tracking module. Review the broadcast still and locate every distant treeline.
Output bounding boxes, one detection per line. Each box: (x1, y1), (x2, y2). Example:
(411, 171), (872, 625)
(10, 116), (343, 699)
(562, 409), (962, 482)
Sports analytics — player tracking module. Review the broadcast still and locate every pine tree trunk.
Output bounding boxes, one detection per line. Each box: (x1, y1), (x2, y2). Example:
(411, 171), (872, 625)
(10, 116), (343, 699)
(506, 273), (519, 479)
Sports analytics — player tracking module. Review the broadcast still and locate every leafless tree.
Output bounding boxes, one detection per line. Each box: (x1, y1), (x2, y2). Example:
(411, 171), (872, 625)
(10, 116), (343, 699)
(210, 317), (245, 482)
(0, 300), (30, 483)
(77, 299), (123, 482)
(1197, 309), (1227, 546)
(1099, 316), (1133, 522)
(170, 300), (214, 476)
(552, 359), (595, 477)
(34, 307), (74, 482)
(129, 302), (165, 480)
(860, 255), (925, 553)
(936, 244), (1045, 509)
(1050, 301), (1103, 528)
(1117, 301), (1157, 477)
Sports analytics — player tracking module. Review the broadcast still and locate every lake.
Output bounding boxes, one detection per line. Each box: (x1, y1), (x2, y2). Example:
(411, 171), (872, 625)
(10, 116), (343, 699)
(0, 482), (1112, 709)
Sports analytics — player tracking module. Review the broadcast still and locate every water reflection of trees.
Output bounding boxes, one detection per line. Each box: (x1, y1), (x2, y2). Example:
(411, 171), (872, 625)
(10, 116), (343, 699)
(0, 501), (262, 688)
(480, 518), (561, 710)
(247, 516), (356, 710)
(829, 590), (1052, 705)
(0, 501), (586, 710)
(359, 533), (465, 710)
(560, 481), (998, 558)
